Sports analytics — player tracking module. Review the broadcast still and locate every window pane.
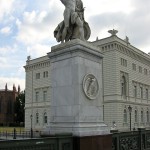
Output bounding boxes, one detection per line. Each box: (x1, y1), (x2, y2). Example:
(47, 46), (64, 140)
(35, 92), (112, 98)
(36, 113), (39, 124)
(147, 111), (149, 122)
(141, 111), (144, 122)
(135, 110), (137, 122)
(140, 87), (143, 99)
(146, 89), (148, 99)
(36, 73), (40, 79)
(124, 109), (127, 122)
(121, 76), (126, 96)
(43, 91), (47, 101)
(36, 92), (39, 102)
(44, 113), (47, 124)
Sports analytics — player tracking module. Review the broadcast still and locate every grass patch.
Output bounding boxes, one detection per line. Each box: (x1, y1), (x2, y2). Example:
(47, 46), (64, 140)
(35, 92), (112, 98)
(0, 127), (25, 133)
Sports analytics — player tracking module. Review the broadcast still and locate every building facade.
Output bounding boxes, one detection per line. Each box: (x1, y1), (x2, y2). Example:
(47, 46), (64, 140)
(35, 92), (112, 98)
(0, 84), (20, 125)
(25, 31), (150, 131)
(93, 33), (150, 131)
(24, 56), (51, 131)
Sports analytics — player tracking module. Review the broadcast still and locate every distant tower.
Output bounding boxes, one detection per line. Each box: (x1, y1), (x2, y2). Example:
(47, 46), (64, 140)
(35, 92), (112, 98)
(5, 83), (7, 91)
(13, 84), (16, 92)
(18, 85), (20, 93)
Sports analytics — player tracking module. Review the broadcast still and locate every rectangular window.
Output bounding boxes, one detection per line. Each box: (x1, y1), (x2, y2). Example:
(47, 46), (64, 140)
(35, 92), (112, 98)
(123, 109), (127, 123)
(36, 113), (39, 124)
(139, 66), (142, 73)
(133, 85), (137, 98)
(121, 58), (127, 67)
(43, 91), (47, 101)
(132, 63), (136, 71)
(135, 110), (138, 123)
(140, 87), (143, 99)
(147, 111), (149, 123)
(35, 92), (39, 102)
(36, 73), (40, 79)
(44, 113), (47, 124)
(141, 111), (144, 123)
(43, 71), (48, 78)
(146, 89), (148, 99)
(144, 68), (148, 75)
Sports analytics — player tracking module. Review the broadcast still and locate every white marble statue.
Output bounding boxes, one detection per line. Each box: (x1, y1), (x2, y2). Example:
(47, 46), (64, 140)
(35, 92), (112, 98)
(54, 0), (91, 43)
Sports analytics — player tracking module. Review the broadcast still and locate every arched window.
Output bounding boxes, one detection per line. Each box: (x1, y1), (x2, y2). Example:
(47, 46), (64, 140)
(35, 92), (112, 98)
(147, 111), (149, 123)
(121, 76), (126, 96)
(43, 112), (47, 124)
(36, 113), (39, 124)
(123, 109), (127, 123)
(135, 110), (138, 123)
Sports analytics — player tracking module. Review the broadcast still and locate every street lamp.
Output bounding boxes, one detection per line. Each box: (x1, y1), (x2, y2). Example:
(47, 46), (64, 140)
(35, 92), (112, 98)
(128, 105), (132, 131)
(30, 114), (33, 138)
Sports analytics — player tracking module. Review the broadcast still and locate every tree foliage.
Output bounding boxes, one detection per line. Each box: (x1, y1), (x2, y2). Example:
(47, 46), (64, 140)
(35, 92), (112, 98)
(14, 91), (25, 123)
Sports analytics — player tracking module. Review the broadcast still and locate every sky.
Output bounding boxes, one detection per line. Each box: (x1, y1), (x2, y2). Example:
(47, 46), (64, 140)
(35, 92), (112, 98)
(0, 0), (150, 91)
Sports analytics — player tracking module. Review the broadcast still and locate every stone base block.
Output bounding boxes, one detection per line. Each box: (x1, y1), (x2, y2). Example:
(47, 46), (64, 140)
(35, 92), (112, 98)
(73, 134), (112, 150)
(49, 122), (110, 137)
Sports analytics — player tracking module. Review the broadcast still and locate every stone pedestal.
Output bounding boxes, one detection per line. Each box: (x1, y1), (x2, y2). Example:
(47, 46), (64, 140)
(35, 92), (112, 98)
(47, 39), (110, 138)
(73, 134), (112, 150)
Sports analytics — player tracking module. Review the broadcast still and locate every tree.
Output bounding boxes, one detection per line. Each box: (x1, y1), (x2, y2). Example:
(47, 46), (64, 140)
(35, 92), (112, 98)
(14, 91), (25, 124)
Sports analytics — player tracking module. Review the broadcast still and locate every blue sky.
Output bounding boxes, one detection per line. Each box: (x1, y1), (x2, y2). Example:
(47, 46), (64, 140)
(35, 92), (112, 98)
(0, 0), (150, 90)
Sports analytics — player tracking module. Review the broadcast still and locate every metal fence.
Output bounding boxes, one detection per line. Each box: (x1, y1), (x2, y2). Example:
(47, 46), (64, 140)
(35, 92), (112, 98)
(112, 128), (150, 150)
(0, 129), (41, 140)
(0, 134), (73, 150)
(2, 128), (150, 150)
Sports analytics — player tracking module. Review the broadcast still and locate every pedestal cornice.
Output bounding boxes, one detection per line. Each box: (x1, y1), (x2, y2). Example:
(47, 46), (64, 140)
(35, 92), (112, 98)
(48, 39), (103, 61)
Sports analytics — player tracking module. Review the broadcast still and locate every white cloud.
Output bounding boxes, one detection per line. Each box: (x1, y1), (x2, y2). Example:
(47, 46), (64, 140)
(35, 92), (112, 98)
(85, 0), (135, 17)
(27, 44), (50, 58)
(0, 57), (7, 65)
(0, 0), (15, 21)
(16, 10), (52, 45)
(16, 19), (22, 28)
(0, 26), (11, 35)
(0, 44), (17, 55)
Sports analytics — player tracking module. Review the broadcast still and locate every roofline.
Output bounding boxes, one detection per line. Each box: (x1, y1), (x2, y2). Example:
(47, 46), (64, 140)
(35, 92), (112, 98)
(92, 35), (150, 60)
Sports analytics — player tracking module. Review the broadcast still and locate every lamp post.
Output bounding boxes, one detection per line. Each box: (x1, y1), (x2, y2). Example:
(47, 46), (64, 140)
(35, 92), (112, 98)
(128, 105), (132, 131)
(30, 114), (33, 138)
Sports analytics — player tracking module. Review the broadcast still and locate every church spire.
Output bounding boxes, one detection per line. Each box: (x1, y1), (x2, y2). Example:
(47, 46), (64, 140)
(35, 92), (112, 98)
(13, 84), (16, 92)
(5, 83), (7, 91)
(18, 85), (20, 93)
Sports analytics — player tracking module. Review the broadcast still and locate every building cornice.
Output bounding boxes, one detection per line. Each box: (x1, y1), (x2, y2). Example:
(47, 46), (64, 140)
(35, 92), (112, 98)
(24, 60), (50, 72)
(104, 100), (150, 107)
(92, 36), (150, 66)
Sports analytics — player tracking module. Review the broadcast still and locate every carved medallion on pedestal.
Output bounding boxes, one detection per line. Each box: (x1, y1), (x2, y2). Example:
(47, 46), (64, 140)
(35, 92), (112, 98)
(83, 74), (99, 100)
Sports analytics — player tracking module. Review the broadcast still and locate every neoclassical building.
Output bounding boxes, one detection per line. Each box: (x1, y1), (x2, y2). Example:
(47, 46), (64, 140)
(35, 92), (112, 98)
(93, 32), (150, 131)
(24, 56), (51, 130)
(24, 31), (150, 131)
